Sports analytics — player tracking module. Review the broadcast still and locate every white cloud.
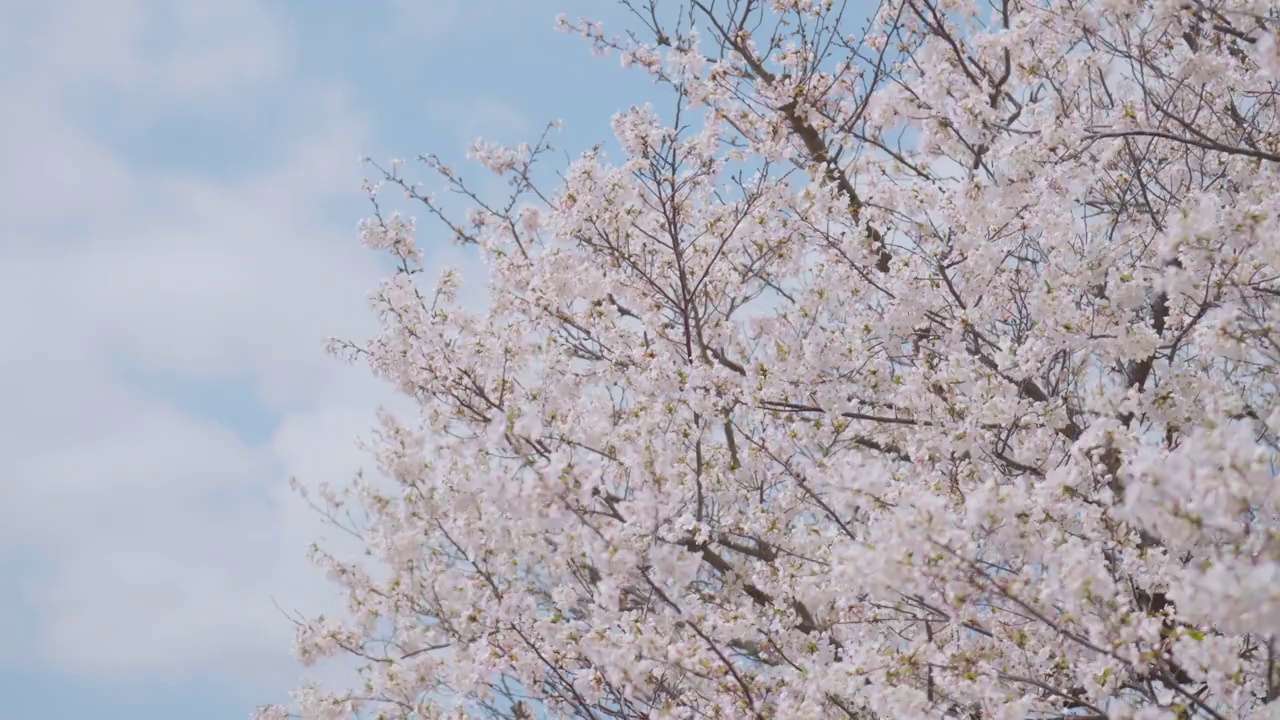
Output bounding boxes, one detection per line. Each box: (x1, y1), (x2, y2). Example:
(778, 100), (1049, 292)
(428, 95), (534, 149)
(386, 0), (464, 42)
(0, 0), (410, 700)
(383, 0), (519, 47)
(17, 0), (289, 103)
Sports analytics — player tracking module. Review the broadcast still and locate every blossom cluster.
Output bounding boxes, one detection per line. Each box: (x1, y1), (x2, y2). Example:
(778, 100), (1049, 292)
(263, 0), (1280, 718)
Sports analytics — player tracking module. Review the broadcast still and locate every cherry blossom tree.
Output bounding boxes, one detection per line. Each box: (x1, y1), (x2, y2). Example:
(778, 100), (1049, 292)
(259, 0), (1280, 717)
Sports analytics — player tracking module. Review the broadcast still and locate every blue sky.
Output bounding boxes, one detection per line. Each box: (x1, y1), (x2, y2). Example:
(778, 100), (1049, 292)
(0, 1), (665, 717)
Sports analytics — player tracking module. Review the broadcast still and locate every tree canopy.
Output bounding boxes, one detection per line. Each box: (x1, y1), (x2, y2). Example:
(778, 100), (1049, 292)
(260, 1), (1280, 718)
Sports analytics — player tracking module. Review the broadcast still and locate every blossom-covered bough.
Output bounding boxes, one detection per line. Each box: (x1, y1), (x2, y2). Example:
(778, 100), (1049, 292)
(259, 0), (1280, 718)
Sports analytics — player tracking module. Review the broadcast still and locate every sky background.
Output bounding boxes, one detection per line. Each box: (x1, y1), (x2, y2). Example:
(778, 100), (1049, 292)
(0, 1), (668, 717)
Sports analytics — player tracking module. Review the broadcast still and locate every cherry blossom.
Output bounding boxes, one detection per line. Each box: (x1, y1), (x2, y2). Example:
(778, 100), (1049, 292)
(261, 0), (1280, 718)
